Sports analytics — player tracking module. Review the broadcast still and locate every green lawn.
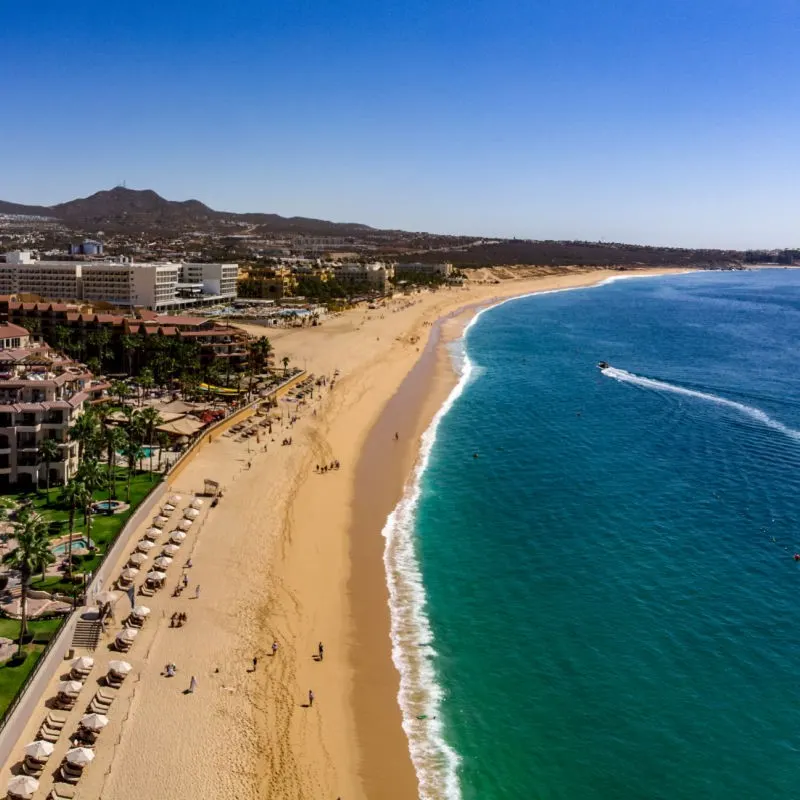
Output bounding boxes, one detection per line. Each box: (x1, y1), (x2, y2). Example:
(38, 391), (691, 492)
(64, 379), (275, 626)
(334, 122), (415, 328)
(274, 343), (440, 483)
(0, 618), (65, 716)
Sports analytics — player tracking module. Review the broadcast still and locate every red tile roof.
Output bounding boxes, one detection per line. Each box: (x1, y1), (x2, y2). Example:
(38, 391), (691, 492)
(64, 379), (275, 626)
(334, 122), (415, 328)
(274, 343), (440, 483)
(0, 324), (29, 340)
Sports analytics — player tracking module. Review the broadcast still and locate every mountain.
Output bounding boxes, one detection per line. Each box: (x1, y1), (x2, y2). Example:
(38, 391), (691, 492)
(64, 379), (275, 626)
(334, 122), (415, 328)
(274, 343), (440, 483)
(0, 187), (375, 236)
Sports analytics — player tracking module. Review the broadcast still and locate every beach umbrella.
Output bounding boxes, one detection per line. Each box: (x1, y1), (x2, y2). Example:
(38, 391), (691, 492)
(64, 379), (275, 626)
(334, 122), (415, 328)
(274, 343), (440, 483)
(79, 713), (109, 732)
(152, 516), (169, 527)
(57, 680), (83, 697)
(153, 556), (172, 569)
(178, 519), (192, 530)
(70, 656), (94, 672)
(108, 660), (132, 676)
(6, 775), (39, 798)
(145, 570), (166, 582)
(116, 627), (138, 644)
(170, 531), (186, 543)
(131, 605), (151, 618)
(120, 567), (140, 580)
(65, 747), (95, 767)
(190, 498), (203, 509)
(168, 494), (182, 504)
(144, 527), (161, 540)
(23, 740), (53, 760)
(161, 544), (179, 556)
(128, 552), (147, 565)
(136, 540), (155, 552)
(184, 508), (199, 520)
(94, 591), (120, 606)
(162, 504), (175, 513)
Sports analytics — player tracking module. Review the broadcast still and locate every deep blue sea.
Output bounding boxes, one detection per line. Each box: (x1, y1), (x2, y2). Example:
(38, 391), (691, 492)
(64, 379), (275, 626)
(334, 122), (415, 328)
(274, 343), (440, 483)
(384, 269), (800, 799)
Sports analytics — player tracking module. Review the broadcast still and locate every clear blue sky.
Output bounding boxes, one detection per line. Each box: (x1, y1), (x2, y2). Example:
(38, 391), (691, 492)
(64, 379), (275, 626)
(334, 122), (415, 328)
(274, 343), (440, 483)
(2, 0), (799, 248)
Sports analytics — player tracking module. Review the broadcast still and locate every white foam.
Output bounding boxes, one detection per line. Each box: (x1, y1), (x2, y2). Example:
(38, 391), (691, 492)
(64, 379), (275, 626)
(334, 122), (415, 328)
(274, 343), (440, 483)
(601, 367), (800, 442)
(383, 272), (691, 798)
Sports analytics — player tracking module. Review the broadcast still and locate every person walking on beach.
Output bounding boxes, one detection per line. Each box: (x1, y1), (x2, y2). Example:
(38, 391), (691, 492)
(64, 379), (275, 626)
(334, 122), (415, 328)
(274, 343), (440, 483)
(318, 642), (324, 661)
(188, 675), (198, 693)
(194, 585), (201, 599)
(272, 640), (278, 656)
(252, 656), (258, 671)
(308, 689), (314, 707)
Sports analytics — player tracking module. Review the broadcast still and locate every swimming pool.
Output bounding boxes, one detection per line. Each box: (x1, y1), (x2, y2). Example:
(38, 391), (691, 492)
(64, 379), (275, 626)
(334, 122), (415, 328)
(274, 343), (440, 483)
(117, 447), (156, 458)
(51, 537), (94, 555)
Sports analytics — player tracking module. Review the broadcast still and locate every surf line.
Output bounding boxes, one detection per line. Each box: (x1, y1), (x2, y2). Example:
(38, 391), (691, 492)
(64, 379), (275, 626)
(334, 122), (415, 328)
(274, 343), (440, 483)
(601, 367), (800, 442)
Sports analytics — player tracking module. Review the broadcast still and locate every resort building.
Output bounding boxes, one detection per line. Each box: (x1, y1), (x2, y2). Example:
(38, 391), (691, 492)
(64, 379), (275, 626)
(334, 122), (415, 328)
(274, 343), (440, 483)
(0, 328), (91, 488)
(394, 261), (453, 278)
(332, 261), (395, 292)
(0, 253), (239, 310)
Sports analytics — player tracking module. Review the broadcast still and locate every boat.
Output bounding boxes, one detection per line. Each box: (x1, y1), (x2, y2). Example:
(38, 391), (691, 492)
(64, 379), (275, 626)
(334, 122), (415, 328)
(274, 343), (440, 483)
(597, 361), (609, 370)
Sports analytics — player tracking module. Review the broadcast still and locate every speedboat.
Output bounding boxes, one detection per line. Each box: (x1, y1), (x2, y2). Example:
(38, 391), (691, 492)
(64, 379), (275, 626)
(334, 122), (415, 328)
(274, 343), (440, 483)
(597, 361), (609, 370)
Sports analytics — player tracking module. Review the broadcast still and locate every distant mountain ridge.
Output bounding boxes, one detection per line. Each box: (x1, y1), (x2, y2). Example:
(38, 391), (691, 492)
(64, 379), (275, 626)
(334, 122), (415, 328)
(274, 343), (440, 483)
(0, 187), (375, 236)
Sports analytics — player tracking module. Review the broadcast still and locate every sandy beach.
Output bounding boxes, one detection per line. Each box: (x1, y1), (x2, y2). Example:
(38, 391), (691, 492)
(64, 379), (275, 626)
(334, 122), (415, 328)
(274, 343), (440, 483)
(0, 267), (683, 800)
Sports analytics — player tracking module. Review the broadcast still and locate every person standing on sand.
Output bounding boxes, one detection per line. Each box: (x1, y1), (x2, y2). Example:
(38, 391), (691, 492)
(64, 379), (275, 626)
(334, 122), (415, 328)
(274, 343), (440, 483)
(272, 640), (278, 656)
(194, 585), (201, 599)
(252, 656), (258, 671)
(318, 642), (324, 661)
(308, 689), (314, 707)
(188, 675), (198, 693)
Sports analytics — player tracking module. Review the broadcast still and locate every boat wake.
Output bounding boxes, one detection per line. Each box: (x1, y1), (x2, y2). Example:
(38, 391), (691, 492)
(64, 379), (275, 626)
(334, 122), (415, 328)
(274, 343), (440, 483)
(601, 367), (800, 442)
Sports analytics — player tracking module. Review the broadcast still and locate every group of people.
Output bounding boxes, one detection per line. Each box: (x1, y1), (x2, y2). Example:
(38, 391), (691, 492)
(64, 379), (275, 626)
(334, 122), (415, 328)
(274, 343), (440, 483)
(281, 437), (293, 446)
(170, 611), (188, 627)
(315, 461), (340, 473)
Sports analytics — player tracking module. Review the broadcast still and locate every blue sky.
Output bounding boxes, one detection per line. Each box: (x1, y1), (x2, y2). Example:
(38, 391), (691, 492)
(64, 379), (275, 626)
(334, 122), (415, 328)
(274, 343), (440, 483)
(2, 0), (798, 248)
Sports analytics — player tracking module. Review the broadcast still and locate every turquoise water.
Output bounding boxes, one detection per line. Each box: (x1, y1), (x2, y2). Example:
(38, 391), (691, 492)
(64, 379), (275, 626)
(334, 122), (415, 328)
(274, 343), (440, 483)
(51, 537), (92, 555)
(391, 270), (800, 799)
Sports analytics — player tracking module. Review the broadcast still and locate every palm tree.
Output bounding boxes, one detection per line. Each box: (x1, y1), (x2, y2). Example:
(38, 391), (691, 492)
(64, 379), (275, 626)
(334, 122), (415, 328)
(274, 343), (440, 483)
(60, 480), (84, 579)
(9, 510), (51, 654)
(110, 380), (128, 407)
(69, 411), (99, 462)
(121, 334), (141, 375)
(138, 368), (154, 407)
(76, 460), (105, 540)
(121, 438), (143, 502)
(281, 355), (290, 376)
(104, 426), (127, 499)
(38, 438), (60, 502)
(137, 407), (163, 474)
(156, 431), (169, 473)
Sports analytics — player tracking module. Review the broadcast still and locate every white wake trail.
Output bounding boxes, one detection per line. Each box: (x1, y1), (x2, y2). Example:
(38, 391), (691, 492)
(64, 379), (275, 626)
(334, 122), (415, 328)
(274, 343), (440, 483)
(601, 367), (800, 442)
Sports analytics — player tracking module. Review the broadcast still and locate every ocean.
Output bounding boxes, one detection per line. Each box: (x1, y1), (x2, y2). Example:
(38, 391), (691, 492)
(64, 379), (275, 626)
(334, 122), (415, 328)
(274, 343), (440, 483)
(383, 269), (800, 799)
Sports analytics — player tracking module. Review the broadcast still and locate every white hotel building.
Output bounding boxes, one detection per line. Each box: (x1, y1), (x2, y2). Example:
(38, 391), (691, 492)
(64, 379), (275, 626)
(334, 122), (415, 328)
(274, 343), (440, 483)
(0, 252), (238, 310)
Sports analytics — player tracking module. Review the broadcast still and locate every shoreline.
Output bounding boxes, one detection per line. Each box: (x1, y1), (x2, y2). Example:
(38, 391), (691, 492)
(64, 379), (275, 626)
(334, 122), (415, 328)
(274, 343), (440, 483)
(0, 268), (690, 800)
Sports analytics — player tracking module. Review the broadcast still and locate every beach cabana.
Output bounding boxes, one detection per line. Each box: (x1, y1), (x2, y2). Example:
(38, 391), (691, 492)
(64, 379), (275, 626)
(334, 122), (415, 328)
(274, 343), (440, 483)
(145, 570), (167, 584)
(6, 774), (39, 799)
(106, 660), (132, 688)
(119, 566), (139, 581)
(170, 531), (186, 544)
(57, 680), (82, 698)
(168, 494), (182, 504)
(152, 516), (169, 528)
(94, 591), (120, 607)
(114, 628), (138, 652)
(190, 498), (204, 509)
(184, 508), (199, 520)
(143, 527), (161, 540)
(178, 519), (192, 531)
(128, 552), (147, 566)
(136, 540), (155, 553)
(153, 556), (172, 569)
(128, 606), (150, 627)
(162, 504), (176, 513)
(161, 544), (179, 556)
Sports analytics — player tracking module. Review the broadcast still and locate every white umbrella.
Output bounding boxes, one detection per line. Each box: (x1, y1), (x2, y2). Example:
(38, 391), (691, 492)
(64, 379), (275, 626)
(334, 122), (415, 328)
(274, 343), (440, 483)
(153, 516), (169, 527)
(71, 655), (94, 671)
(153, 556), (172, 569)
(131, 605), (151, 618)
(6, 775), (39, 798)
(107, 660), (132, 676)
(161, 544), (179, 556)
(137, 540), (155, 552)
(57, 680), (83, 697)
(23, 740), (54, 760)
(162, 504), (175, 513)
(190, 498), (204, 509)
(65, 747), (95, 767)
(184, 508), (199, 520)
(94, 591), (120, 606)
(170, 531), (186, 543)
(79, 713), (109, 732)
(128, 552), (147, 565)
(145, 570), (167, 582)
(116, 628), (138, 643)
(168, 494), (182, 504)
(178, 519), (192, 531)
(144, 527), (161, 540)
(120, 566), (140, 579)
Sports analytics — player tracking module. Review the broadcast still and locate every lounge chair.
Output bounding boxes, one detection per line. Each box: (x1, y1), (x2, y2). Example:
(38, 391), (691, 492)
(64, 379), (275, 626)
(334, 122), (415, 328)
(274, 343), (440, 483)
(46, 712), (68, 727)
(22, 757), (45, 777)
(38, 723), (61, 743)
(59, 763), (84, 784)
(105, 673), (123, 689)
(49, 782), (77, 800)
